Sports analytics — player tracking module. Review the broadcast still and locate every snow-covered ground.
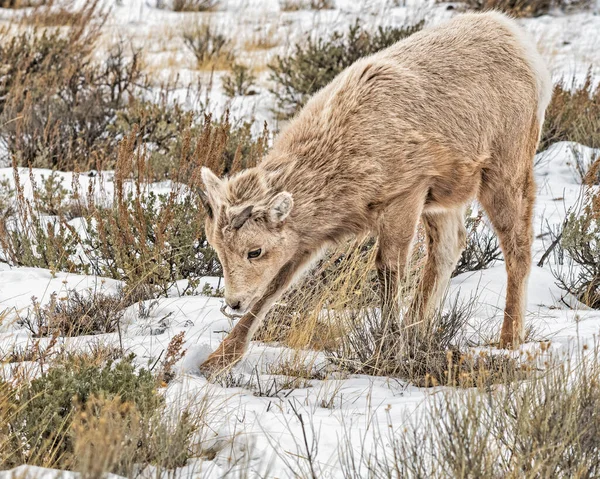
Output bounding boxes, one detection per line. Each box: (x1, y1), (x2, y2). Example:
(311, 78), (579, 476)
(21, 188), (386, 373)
(1, 143), (599, 477)
(1, 0), (600, 477)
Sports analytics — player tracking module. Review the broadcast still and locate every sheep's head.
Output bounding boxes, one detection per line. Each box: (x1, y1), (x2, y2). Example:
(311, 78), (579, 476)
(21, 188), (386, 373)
(200, 167), (298, 313)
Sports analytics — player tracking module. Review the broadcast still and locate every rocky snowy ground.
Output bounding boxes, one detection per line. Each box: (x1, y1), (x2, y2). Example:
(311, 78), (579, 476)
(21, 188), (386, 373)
(1, 0), (600, 477)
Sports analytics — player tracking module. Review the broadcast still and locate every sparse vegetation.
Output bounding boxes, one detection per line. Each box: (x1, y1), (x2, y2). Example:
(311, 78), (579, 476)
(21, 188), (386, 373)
(269, 20), (424, 117)
(279, 0), (335, 11)
(557, 184), (600, 309)
(182, 22), (234, 69)
(439, 0), (591, 17)
(345, 349), (600, 478)
(0, 8), (142, 170)
(0, 116), (269, 294)
(153, 0), (219, 11)
(541, 73), (600, 151)
(453, 210), (502, 277)
(1, 1), (599, 477)
(222, 63), (257, 98)
(20, 289), (126, 337)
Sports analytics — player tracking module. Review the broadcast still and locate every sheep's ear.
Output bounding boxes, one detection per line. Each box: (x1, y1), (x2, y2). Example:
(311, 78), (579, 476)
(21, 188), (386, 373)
(268, 192), (293, 223)
(197, 188), (213, 218)
(201, 167), (225, 209)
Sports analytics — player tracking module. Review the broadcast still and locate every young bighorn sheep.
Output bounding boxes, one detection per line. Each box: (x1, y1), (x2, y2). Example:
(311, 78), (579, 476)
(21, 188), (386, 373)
(198, 12), (551, 374)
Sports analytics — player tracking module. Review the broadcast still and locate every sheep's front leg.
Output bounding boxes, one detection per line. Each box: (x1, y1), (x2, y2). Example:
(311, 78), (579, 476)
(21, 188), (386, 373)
(199, 256), (306, 376)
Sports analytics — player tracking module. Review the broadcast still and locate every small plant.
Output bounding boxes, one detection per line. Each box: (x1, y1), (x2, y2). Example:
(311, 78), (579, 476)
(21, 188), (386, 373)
(157, 331), (186, 384)
(438, 0), (590, 17)
(269, 20), (424, 117)
(557, 184), (600, 309)
(222, 63), (257, 98)
(453, 210), (502, 277)
(540, 72), (600, 151)
(153, 0), (218, 11)
(182, 23), (233, 69)
(19, 289), (126, 338)
(279, 0), (334, 10)
(201, 282), (224, 297)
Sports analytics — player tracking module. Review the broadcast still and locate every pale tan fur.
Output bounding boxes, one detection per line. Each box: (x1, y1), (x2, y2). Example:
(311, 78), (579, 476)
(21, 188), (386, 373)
(199, 12), (551, 374)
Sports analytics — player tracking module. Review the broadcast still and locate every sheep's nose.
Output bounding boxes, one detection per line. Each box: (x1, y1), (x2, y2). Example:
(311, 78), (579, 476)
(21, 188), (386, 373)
(227, 299), (241, 311)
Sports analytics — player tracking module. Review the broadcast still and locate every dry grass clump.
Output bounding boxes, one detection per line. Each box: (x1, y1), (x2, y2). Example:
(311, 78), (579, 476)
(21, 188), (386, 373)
(19, 289), (126, 338)
(182, 22), (234, 70)
(153, 0), (219, 11)
(345, 348), (600, 478)
(439, 0), (591, 17)
(328, 291), (529, 387)
(256, 235), (518, 387)
(540, 73), (600, 152)
(256, 239), (379, 352)
(279, 0), (335, 11)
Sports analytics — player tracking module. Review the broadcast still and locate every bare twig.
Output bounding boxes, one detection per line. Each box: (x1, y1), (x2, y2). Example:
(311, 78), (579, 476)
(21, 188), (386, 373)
(220, 303), (243, 320)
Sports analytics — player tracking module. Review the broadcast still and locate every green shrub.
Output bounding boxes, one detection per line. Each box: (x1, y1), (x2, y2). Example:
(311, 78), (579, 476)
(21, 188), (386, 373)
(0, 190), (81, 272)
(222, 63), (257, 98)
(83, 190), (218, 296)
(0, 352), (210, 475)
(268, 20), (424, 117)
(1, 355), (160, 469)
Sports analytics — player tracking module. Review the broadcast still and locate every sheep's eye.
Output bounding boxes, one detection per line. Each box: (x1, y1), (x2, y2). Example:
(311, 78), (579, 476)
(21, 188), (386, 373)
(247, 249), (262, 259)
